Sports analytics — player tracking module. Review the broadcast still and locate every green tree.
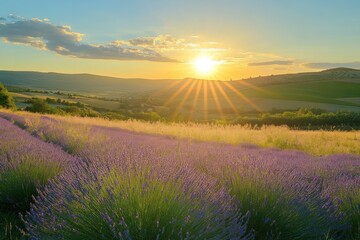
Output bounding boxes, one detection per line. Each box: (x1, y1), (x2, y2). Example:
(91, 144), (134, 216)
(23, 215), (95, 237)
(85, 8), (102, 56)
(25, 98), (53, 113)
(0, 83), (16, 110)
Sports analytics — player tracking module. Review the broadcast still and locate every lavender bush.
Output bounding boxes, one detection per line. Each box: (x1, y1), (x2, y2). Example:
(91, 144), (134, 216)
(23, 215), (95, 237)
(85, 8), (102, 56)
(0, 112), (359, 239)
(0, 118), (76, 239)
(25, 168), (248, 239)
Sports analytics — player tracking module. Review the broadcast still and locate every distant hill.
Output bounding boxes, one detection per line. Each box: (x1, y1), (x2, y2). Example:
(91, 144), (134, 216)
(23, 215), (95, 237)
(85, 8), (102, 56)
(321, 67), (360, 73)
(0, 70), (176, 96)
(1, 68), (359, 95)
(148, 68), (360, 116)
(236, 68), (360, 86)
(1, 68), (360, 116)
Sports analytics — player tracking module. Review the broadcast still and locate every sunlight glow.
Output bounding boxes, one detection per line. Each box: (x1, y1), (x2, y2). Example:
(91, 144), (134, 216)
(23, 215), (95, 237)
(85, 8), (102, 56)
(154, 73), (264, 122)
(194, 56), (219, 75)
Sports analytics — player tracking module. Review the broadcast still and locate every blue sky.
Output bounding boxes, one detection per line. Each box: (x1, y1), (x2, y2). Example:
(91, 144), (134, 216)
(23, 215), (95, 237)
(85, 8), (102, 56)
(0, 0), (359, 79)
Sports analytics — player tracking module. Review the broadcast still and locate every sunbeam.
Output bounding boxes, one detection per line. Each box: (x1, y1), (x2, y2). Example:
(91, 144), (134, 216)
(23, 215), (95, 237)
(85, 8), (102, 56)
(222, 81), (262, 112)
(208, 81), (224, 118)
(150, 80), (183, 99)
(171, 80), (197, 119)
(190, 80), (203, 120)
(203, 80), (209, 121)
(214, 81), (239, 114)
(164, 79), (193, 107)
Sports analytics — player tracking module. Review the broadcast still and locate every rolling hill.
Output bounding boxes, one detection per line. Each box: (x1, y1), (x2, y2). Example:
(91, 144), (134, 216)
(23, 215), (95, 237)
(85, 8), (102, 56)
(147, 68), (360, 117)
(0, 70), (176, 96)
(1, 68), (360, 118)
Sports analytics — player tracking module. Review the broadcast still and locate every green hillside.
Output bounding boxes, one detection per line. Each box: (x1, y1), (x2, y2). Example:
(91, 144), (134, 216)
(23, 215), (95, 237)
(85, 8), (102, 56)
(148, 68), (360, 118)
(1, 68), (360, 120)
(0, 70), (176, 96)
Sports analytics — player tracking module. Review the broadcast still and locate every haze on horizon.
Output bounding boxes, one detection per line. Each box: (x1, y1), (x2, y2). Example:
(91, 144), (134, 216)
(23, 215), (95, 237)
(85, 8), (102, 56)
(0, 0), (359, 80)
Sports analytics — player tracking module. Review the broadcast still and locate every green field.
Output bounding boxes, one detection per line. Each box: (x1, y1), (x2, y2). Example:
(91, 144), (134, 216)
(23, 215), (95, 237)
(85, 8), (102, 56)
(247, 81), (360, 104)
(3, 68), (360, 121)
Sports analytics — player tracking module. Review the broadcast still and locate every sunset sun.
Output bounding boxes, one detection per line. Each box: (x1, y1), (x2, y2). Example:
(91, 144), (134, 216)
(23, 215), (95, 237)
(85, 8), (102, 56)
(194, 56), (218, 75)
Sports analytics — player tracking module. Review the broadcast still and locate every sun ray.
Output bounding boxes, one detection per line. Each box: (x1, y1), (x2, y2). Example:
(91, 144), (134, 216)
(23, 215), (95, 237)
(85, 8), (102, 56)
(150, 79), (183, 98)
(190, 80), (202, 120)
(203, 80), (209, 121)
(171, 80), (197, 119)
(222, 81), (263, 112)
(208, 81), (224, 118)
(214, 81), (239, 114)
(163, 79), (193, 107)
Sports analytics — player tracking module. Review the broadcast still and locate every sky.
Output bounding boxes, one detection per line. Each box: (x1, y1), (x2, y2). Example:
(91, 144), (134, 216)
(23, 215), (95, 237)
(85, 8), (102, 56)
(0, 0), (359, 80)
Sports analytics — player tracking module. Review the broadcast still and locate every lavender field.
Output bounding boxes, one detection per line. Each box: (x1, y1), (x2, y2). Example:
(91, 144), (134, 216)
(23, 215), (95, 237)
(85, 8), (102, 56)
(0, 112), (359, 239)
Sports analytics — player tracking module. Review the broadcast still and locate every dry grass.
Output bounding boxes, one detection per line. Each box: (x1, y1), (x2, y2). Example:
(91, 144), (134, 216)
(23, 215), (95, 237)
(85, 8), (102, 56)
(1, 109), (360, 156)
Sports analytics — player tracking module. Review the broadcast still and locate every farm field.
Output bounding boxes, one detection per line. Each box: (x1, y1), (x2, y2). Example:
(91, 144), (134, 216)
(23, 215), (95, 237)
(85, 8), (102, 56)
(0, 110), (359, 239)
(1, 1), (360, 239)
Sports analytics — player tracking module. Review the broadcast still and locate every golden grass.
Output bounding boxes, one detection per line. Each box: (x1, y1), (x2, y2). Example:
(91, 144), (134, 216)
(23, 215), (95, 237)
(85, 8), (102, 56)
(1, 109), (360, 156)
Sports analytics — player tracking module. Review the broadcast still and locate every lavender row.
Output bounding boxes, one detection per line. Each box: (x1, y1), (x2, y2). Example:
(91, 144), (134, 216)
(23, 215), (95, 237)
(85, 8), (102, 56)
(0, 117), (78, 239)
(1, 113), (359, 239)
(0, 118), (76, 211)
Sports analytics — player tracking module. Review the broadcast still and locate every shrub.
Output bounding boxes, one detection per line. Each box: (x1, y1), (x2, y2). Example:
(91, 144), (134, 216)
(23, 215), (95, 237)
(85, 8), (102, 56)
(25, 98), (53, 113)
(227, 173), (344, 239)
(24, 164), (248, 239)
(0, 83), (16, 110)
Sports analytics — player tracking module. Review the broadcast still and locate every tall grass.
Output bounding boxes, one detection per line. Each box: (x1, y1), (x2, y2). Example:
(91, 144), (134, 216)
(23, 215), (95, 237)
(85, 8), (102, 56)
(0, 211), (21, 240)
(1, 109), (359, 156)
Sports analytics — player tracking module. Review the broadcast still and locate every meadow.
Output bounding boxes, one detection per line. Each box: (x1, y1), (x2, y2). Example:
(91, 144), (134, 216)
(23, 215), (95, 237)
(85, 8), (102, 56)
(4, 69), (360, 121)
(2, 110), (359, 156)
(0, 109), (359, 239)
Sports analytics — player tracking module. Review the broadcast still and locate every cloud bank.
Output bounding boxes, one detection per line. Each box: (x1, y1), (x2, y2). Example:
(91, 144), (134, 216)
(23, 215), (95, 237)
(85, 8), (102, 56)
(304, 62), (360, 70)
(248, 60), (293, 66)
(0, 17), (177, 62)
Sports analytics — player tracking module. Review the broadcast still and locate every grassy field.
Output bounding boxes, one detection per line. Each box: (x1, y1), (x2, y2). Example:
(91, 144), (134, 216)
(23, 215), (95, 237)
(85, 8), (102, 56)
(155, 80), (360, 117)
(244, 81), (360, 105)
(1, 109), (359, 156)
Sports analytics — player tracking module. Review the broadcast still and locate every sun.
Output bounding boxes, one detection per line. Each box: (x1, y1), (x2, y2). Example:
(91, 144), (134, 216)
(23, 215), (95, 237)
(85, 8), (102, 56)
(194, 56), (217, 75)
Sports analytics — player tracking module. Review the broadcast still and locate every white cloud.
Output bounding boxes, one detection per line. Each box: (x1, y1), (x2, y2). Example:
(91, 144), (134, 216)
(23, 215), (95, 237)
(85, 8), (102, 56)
(0, 17), (176, 62)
